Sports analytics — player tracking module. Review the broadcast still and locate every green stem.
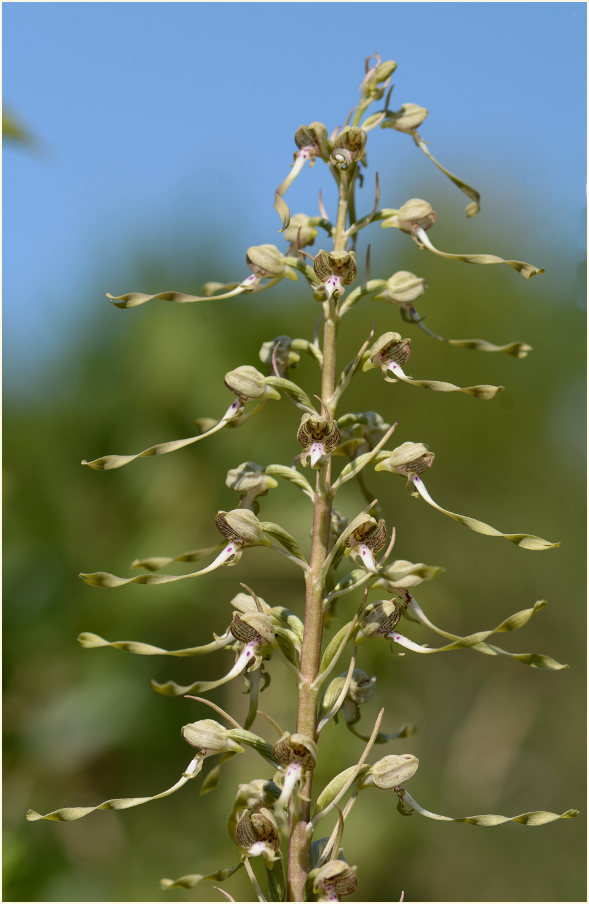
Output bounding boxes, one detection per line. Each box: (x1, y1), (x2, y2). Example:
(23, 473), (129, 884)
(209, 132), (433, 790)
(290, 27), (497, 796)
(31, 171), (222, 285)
(287, 173), (352, 901)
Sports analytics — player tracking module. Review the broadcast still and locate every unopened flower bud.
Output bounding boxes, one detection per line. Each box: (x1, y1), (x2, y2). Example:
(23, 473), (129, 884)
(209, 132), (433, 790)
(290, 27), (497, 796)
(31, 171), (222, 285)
(226, 461), (277, 510)
(230, 590), (271, 615)
(283, 213), (318, 250)
(235, 807), (281, 857)
(338, 411), (392, 455)
(246, 244), (290, 280)
(373, 60), (397, 83)
(357, 599), (402, 640)
(384, 103), (429, 133)
(313, 250), (357, 301)
(368, 753), (419, 789)
(233, 779), (281, 813)
(366, 333), (412, 371)
(259, 335), (300, 375)
(396, 198), (437, 233)
(313, 860), (358, 901)
(224, 365), (280, 402)
(181, 719), (229, 755)
(376, 270), (427, 306)
(230, 611), (276, 647)
(329, 508), (348, 546)
(348, 669), (377, 704)
(320, 670), (375, 722)
(224, 365), (265, 399)
(215, 509), (265, 546)
(375, 442), (435, 477)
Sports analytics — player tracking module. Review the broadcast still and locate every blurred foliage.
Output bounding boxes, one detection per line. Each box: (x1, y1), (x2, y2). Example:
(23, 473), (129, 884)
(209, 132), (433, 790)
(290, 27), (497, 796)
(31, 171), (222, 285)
(3, 184), (586, 902)
(2, 107), (37, 147)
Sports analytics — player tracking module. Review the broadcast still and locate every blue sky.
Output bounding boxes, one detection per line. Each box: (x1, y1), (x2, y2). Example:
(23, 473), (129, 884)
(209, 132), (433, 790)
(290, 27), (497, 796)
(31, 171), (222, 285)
(3, 2), (586, 393)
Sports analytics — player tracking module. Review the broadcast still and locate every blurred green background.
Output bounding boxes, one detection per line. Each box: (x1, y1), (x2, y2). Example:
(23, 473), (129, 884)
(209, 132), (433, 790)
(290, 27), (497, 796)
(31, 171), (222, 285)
(4, 184), (586, 901)
(3, 4), (586, 900)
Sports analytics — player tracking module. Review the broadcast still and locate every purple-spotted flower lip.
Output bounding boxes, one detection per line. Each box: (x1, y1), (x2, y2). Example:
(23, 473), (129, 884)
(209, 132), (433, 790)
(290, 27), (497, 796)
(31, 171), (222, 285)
(324, 274), (344, 300)
(309, 441), (327, 467)
(355, 543), (378, 572)
(296, 145), (315, 162)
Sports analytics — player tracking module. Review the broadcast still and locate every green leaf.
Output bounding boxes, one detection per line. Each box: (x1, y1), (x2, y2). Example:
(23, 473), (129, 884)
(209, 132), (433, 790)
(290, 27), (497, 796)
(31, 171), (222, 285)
(227, 729), (277, 765)
(160, 863), (243, 890)
(264, 376), (315, 413)
(338, 279), (389, 315)
(271, 606), (304, 643)
(291, 338), (324, 367)
(315, 766), (368, 814)
(260, 522), (305, 560)
(319, 623), (357, 674)
(265, 856), (287, 903)
(274, 627), (301, 667)
(326, 569), (369, 600)
(265, 465), (314, 500)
